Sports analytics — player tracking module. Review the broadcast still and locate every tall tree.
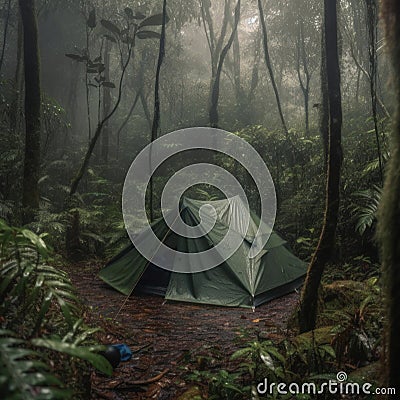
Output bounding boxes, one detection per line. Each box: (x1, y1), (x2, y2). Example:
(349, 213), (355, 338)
(149, 0), (167, 222)
(365, 0), (383, 184)
(200, 0), (230, 84)
(19, 0), (41, 224)
(295, 19), (311, 135)
(379, 0), (400, 392)
(225, 12), (242, 122)
(101, 38), (112, 163)
(0, 0), (12, 73)
(320, 28), (329, 166)
(243, 28), (262, 124)
(10, 15), (24, 134)
(209, 0), (241, 128)
(298, 0), (343, 333)
(257, 0), (288, 134)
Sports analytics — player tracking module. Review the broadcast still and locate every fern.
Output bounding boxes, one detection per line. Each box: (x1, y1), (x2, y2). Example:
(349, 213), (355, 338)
(0, 330), (72, 399)
(0, 220), (112, 397)
(362, 150), (390, 176)
(352, 186), (382, 235)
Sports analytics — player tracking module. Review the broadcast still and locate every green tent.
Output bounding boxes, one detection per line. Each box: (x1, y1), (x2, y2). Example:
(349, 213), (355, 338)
(99, 196), (307, 308)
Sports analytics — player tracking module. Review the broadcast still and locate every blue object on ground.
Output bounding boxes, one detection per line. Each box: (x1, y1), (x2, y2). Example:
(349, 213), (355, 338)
(111, 344), (132, 362)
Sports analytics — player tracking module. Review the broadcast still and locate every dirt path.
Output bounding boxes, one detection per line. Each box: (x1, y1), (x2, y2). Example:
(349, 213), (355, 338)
(70, 262), (299, 399)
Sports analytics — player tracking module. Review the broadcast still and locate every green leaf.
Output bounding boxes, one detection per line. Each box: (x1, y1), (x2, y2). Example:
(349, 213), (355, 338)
(101, 19), (121, 36)
(0, 331), (69, 399)
(137, 30), (161, 39)
(87, 8), (96, 28)
(264, 347), (286, 363)
(231, 347), (251, 360)
(21, 229), (48, 257)
(73, 327), (101, 345)
(319, 344), (336, 358)
(32, 338), (113, 376)
(260, 351), (275, 369)
(139, 13), (169, 28)
(32, 293), (53, 336)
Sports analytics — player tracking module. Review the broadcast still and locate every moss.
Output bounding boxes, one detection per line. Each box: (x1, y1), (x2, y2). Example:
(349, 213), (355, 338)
(349, 361), (382, 384)
(322, 280), (366, 309)
(177, 386), (203, 400)
(292, 326), (335, 348)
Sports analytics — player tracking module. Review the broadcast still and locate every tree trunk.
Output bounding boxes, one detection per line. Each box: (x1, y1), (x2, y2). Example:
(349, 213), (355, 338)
(298, 0), (343, 333)
(140, 91), (152, 130)
(149, 0), (167, 222)
(365, 0), (383, 184)
(378, 0), (400, 392)
(232, 21), (242, 119)
(0, 0), (12, 73)
(245, 30), (261, 124)
(69, 40), (133, 196)
(200, 0), (230, 123)
(66, 209), (81, 260)
(296, 19), (311, 135)
(209, 0), (241, 128)
(66, 61), (80, 139)
(116, 90), (141, 159)
(10, 14), (24, 134)
(19, 0), (41, 224)
(101, 39), (112, 163)
(320, 27), (329, 167)
(257, 0), (288, 134)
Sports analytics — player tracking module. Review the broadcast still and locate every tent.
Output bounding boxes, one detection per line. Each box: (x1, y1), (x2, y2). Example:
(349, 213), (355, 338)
(99, 196), (307, 308)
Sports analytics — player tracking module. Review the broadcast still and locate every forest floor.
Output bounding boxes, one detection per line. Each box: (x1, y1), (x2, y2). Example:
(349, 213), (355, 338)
(70, 262), (299, 400)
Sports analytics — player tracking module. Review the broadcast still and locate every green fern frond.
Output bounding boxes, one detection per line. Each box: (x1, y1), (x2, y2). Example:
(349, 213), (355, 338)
(0, 330), (72, 399)
(352, 186), (382, 235)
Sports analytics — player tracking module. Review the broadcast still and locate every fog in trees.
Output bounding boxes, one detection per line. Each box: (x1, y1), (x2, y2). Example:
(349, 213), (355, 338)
(0, 0), (399, 397)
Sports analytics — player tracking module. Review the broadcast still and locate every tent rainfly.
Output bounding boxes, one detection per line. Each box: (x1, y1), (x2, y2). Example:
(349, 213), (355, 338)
(99, 196), (307, 308)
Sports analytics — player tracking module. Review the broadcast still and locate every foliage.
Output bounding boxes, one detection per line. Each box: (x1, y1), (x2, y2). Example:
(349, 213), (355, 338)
(322, 278), (383, 367)
(0, 329), (72, 400)
(188, 369), (244, 400)
(189, 275), (383, 400)
(352, 185), (382, 236)
(0, 220), (112, 398)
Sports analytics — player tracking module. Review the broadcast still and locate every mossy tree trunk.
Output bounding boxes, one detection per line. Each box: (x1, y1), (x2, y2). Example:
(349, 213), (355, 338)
(298, 0), (343, 333)
(378, 0), (400, 392)
(19, 0), (41, 224)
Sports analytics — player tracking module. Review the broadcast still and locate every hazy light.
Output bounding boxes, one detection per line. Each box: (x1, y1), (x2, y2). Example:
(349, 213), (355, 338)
(248, 16), (258, 25)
